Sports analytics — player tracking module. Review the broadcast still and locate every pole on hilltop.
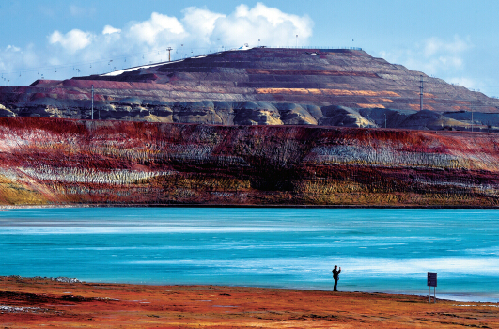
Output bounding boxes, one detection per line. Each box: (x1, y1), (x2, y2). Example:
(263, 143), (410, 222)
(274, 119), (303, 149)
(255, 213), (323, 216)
(167, 47), (172, 61)
(91, 85), (94, 120)
(420, 75), (424, 111)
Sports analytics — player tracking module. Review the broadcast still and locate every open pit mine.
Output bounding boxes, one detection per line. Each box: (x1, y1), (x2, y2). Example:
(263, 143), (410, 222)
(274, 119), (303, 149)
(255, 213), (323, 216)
(1, 47), (499, 207)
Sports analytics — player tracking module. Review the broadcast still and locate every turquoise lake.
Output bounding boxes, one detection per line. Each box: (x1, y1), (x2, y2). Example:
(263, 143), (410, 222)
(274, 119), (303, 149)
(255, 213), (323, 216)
(1, 208), (498, 302)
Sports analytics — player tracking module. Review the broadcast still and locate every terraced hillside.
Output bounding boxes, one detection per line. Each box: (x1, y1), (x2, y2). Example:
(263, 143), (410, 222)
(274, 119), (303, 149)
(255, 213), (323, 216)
(1, 48), (499, 131)
(1, 117), (499, 207)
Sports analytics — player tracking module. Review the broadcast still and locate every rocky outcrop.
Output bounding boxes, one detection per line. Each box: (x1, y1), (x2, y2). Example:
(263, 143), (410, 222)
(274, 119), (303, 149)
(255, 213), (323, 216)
(319, 105), (377, 128)
(0, 104), (14, 117)
(1, 117), (499, 207)
(1, 48), (499, 132)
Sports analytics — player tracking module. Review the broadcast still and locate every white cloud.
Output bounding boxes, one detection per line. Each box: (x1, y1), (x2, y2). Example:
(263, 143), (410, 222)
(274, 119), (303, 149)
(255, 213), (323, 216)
(212, 3), (313, 47)
(21, 43), (40, 69)
(380, 35), (474, 90)
(49, 29), (93, 54)
(102, 25), (121, 35)
(447, 77), (477, 89)
(6, 45), (21, 52)
(446, 76), (492, 94)
(127, 12), (185, 46)
(378, 35), (499, 96)
(0, 44), (40, 84)
(423, 35), (471, 57)
(182, 7), (225, 44)
(418, 35), (472, 73)
(0, 3), (315, 86)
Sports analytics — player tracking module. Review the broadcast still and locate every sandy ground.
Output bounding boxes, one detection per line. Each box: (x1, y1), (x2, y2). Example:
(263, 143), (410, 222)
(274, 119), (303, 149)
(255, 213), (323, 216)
(1, 276), (498, 328)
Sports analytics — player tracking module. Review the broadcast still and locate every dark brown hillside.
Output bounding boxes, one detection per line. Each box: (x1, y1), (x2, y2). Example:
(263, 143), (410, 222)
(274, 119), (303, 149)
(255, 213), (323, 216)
(1, 48), (498, 131)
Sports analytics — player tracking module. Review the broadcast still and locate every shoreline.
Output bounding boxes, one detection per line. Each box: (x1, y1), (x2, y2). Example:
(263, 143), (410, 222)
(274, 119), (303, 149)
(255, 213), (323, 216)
(5, 275), (497, 303)
(3, 203), (499, 210)
(4, 275), (499, 303)
(1, 275), (498, 328)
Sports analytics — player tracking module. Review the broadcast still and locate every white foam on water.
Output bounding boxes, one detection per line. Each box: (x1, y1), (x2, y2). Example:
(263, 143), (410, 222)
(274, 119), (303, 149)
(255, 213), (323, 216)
(465, 246), (499, 256)
(454, 303), (499, 307)
(324, 257), (499, 277)
(0, 225), (323, 235)
(119, 255), (499, 278)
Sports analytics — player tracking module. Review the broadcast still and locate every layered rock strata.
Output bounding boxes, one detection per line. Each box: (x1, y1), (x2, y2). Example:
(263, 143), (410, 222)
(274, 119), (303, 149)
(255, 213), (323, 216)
(1, 48), (498, 131)
(1, 117), (499, 207)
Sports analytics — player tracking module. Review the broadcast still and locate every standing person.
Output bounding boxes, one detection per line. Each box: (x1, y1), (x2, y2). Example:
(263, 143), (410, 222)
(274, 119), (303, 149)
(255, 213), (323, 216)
(332, 265), (341, 291)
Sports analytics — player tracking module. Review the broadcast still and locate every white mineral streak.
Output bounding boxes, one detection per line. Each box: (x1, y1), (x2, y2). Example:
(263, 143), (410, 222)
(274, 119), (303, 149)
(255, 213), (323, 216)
(88, 147), (157, 162)
(166, 145), (248, 165)
(0, 130), (38, 151)
(413, 178), (499, 196)
(0, 129), (78, 152)
(53, 277), (81, 283)
(18, 166), (172, 185)
(303, 145), (499, 170)
(0, 168), (21, 181)
(0, 305), (44, 313)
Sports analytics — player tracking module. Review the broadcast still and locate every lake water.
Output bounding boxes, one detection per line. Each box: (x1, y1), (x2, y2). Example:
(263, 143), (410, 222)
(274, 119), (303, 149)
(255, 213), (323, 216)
(1, 208), (498, 302)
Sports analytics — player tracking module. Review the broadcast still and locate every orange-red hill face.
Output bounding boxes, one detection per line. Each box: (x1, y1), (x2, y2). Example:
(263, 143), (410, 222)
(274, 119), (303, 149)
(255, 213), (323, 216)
(0, 48), (498, 131)
(1, 117), (499, 207)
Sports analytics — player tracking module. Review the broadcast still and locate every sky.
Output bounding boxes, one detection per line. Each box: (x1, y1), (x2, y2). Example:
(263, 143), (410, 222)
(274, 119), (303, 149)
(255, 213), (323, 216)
(1, 0), (499, 98)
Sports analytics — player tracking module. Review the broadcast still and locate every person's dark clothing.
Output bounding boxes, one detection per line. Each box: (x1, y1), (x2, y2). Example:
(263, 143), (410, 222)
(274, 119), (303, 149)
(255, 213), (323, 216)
(332, 268), (341, 291)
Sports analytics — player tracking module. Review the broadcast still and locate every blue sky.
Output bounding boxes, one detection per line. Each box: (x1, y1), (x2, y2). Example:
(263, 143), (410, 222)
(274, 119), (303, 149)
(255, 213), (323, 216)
(1, 0), (499, 98)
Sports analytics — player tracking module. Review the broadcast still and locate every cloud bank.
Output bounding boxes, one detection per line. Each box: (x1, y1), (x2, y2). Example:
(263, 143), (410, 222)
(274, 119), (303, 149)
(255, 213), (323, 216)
(380, 35), (476, 89)
(0, 3), (313, 86)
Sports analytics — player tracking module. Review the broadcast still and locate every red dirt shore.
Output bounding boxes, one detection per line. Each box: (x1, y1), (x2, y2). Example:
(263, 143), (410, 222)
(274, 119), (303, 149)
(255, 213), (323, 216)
(1, 276), (498, 328)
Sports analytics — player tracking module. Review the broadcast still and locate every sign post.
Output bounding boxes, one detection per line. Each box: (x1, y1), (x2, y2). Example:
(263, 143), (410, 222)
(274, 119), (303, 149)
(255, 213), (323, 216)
(427, 272), (437, 303)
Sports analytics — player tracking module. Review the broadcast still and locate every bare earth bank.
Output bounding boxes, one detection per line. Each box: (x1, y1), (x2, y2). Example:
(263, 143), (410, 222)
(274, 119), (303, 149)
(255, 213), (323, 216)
(0, 276), (498, 328)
